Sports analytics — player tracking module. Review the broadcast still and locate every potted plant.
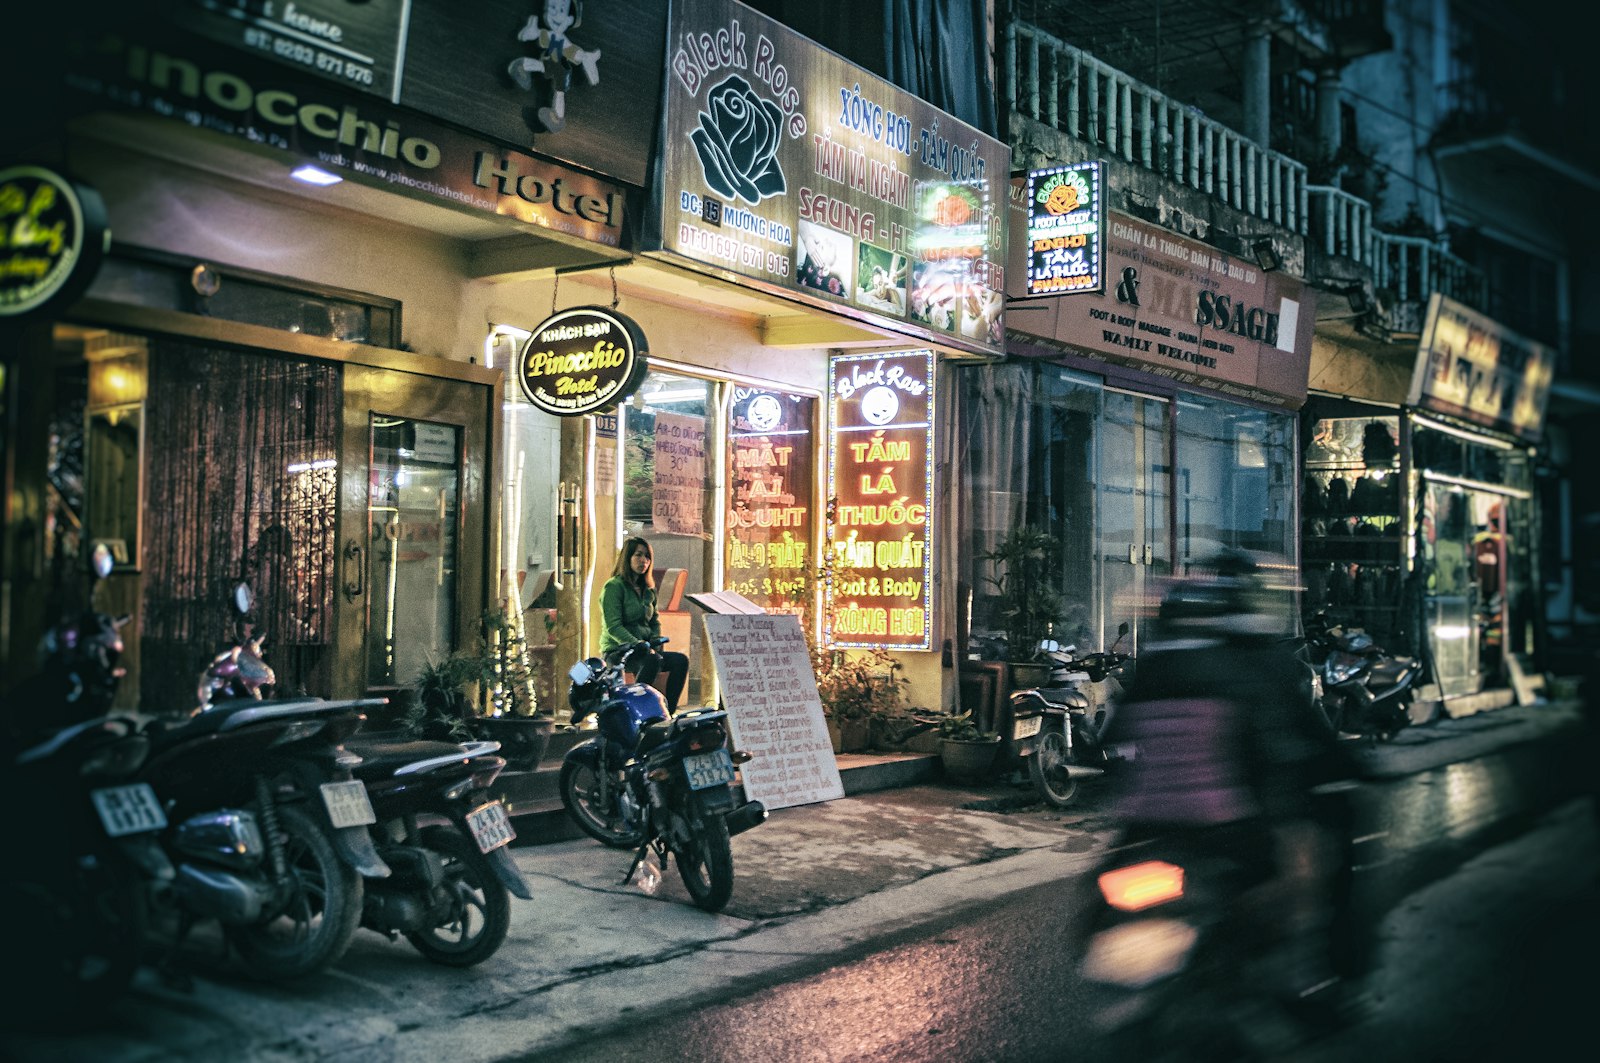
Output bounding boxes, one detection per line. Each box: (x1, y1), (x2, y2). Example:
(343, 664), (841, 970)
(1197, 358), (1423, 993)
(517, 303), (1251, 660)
(932, 709), (1001, 782)
(400, 609), (554, 771)
(979, 524), (1064, 683)
(812, 645), (908, 754)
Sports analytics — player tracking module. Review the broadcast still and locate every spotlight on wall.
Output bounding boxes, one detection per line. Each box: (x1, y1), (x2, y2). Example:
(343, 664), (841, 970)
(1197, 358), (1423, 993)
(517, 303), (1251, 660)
(1251, 238), (1282, 273)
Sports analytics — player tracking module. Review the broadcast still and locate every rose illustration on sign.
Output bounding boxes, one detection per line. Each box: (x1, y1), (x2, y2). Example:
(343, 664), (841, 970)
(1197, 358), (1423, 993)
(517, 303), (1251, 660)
(691, 75), (786, 205)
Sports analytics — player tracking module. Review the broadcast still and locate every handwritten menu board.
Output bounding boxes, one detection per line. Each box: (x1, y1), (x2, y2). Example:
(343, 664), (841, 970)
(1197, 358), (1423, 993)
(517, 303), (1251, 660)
(703, 614), (844, 811)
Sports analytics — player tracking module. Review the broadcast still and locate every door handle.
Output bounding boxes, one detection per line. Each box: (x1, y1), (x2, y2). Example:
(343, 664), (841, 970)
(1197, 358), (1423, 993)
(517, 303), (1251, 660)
(343, 539), (365, 600)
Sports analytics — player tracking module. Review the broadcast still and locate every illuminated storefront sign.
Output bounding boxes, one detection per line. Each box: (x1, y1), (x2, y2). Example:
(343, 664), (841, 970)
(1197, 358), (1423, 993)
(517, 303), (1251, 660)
(653, 0), (1008, 357)
(825, 350), (934, 650)
(1024, 161), (1104, 296)
(515, 306), (647, 417)
(0, 165), (108, 317)
(1409, 293), (1553, 442)
(1007, 209), (1316, 409)
(725, 387), (816, 621)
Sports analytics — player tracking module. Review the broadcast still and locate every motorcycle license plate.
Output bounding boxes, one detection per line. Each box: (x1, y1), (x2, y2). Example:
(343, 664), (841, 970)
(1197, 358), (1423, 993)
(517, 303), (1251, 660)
(466, 800), (516, 854)
(320, 780), (376, 828)
(1013, 715), (1043, 740)
(684, 749), (736, 790)
(91, 783), (167, 837)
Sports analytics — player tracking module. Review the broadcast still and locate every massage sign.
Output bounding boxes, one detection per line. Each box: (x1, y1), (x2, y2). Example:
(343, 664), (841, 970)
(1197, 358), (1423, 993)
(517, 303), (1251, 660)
(655, 0), (1007, 357)
(515, 306), (648, 417)
(825, 350), (935, 651)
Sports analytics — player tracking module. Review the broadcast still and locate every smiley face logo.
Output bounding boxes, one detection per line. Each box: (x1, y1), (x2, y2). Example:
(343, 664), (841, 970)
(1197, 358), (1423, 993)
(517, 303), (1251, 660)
(860, 385), (899, 426)
(747, 394), (782, 432)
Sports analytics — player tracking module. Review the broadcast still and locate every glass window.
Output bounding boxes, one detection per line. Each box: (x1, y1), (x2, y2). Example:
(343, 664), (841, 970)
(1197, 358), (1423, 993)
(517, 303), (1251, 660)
(366, 417), (460, 688)
(1173, 392), (1296, 566)
(726, 386), (817, 626)
(958, 362), (1102, 655)
(619, 373), (716, 701)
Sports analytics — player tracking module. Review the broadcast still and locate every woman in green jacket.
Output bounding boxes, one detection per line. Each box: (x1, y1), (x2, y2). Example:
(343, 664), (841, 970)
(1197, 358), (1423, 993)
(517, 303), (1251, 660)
(600, 536), (689, 711)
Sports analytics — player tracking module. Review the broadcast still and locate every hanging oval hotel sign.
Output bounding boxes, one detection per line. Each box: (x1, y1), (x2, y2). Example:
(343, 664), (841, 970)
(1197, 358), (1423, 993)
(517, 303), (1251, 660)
(516, 306), (648, 417)
(0, 165), (110, 318)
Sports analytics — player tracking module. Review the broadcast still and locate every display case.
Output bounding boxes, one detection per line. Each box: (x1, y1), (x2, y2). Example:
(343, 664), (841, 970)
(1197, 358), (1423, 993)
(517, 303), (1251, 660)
(1301, 408), (1406, 647)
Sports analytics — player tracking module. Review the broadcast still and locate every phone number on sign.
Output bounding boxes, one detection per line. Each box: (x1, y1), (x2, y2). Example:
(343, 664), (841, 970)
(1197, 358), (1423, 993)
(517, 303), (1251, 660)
(244, 28), (375, 86)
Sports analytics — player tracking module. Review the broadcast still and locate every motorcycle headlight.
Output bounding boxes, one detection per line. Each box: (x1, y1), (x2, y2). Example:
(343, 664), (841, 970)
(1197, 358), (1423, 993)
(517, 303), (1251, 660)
(1081, 918), (1199, 989)
(1325, 658), (1361, 685)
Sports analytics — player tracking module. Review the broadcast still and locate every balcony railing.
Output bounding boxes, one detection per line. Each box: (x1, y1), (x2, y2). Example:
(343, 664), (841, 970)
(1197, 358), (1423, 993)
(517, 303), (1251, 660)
(1305, 186), (1487, 314)
(1007, 20), (1490, 319)
(1006, 22), (1308, 234)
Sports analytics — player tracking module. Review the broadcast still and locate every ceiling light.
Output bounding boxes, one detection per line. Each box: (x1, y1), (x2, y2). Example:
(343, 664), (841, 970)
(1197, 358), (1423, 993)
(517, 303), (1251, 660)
(290, 164), (343, 187)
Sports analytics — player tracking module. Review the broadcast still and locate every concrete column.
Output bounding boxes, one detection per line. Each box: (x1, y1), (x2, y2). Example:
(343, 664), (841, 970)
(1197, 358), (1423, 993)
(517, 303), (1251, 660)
(1243, 25), (1271, 148)
(1316, 65), (1344, 176)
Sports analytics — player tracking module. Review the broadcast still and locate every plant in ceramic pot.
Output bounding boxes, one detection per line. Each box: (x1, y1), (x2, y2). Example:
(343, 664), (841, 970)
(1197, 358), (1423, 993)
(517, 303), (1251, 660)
(400, 608), (554, 771)
(932, 709), (1001, 782)
(812, 645), (908, 753)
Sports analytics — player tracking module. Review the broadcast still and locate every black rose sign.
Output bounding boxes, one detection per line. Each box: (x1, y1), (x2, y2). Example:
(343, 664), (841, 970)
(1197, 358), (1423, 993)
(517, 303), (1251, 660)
(691, 75), (787, 205)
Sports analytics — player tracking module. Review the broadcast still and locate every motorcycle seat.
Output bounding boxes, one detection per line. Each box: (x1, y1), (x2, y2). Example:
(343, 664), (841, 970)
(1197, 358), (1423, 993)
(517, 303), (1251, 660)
(1367, 658), (1416, 685)
(637, 718), (674, 754)
(344, 737), (475, 776)
(1028, 687), (1091, 711)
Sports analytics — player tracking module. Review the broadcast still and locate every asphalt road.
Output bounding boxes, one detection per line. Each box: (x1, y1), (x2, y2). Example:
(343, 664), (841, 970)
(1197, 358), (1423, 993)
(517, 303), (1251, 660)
(531, 739), (1598, 1062)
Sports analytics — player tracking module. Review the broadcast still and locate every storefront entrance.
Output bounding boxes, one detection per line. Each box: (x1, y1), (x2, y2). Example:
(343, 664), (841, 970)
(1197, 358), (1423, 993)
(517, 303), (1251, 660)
(333, 363), (494, 701)
(27, 311), (497, 713)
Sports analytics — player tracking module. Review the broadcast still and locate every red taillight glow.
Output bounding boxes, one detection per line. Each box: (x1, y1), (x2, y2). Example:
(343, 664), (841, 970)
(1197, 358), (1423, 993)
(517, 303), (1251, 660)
(1097, 860), (1185, 911)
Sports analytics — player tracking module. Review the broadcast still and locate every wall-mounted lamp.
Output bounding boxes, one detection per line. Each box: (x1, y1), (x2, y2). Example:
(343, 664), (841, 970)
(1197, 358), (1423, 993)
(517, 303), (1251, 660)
(1345, 284), (1372, 315)
(1251, 238), (1282, 273)
(290, 164), (343, 187)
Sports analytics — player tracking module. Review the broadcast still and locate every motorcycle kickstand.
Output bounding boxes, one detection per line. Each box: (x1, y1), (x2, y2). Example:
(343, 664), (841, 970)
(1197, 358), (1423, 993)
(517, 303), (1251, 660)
(621, 839), (650, 885)
(621, 837), (665, 886)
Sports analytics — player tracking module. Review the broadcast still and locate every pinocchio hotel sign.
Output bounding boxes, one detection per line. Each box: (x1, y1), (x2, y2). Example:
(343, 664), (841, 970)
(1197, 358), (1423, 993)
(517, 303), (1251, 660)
(515, 306), (647, 417)
(825, 350), (934, 651)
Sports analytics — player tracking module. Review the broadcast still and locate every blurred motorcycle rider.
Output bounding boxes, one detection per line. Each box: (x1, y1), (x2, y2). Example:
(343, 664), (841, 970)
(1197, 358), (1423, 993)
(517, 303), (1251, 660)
(1101, 549), (1365, 1029)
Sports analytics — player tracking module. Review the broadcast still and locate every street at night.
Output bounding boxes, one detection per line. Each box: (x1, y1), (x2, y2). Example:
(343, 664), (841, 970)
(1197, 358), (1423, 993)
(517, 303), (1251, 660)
(3, 700), (1591, 1062)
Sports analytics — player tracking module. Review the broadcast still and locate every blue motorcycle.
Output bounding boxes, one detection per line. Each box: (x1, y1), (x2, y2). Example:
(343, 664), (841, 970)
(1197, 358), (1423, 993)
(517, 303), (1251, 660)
(559, 639), (766, 912)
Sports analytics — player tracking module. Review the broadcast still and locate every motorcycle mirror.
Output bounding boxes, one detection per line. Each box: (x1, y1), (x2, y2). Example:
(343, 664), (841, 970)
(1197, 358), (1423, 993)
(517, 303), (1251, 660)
(233, 582), (254, 615)
(1118, 621), (1130, 637)
(91, 542), (115, 581)
(568, 661), (593, 684)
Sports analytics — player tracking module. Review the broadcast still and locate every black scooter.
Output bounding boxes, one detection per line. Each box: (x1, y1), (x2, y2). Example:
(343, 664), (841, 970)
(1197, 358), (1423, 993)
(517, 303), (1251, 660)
(1008, 622), (1133, 807)
(1312, 620), (1422, 740)
(343, 734), (533, 967)
(0, 546), (173, 1019)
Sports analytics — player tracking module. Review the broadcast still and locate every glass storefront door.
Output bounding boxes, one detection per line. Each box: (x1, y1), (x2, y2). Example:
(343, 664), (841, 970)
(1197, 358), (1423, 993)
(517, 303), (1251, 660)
(1101, 389), (1171, 654)
(336, 363), (492, 698)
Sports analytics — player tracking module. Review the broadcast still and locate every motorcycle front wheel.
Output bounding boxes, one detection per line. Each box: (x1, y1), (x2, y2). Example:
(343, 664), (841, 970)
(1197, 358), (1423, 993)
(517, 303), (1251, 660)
(404, 826), (510, 967)
(1029, 723), (1080, 808)
(673, 808), (733, 912)
(560, 759), (644, 849)
(228, 803), (363, 981)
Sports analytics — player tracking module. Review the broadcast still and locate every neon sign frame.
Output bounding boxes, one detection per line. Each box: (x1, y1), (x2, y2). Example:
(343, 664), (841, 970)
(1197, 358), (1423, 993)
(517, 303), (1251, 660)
(824, 349), (935, 650)
(1024, 161), (1105, 297)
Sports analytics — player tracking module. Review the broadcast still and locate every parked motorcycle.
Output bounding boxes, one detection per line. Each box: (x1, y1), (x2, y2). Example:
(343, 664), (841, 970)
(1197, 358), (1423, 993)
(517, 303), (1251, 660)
(343, 734), (532, 966)
(201, 581), (533, 966)
(0, 546), (173, 1019)
(1009, 622), (1133, 808)
(1312, 621), (1421, 740)
(560, 638), (767, 912)
(134, 581), (390, 981)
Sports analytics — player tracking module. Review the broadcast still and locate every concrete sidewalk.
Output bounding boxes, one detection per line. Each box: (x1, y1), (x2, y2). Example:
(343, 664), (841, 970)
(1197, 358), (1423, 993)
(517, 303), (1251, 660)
(1, 698), (1584, 1063)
